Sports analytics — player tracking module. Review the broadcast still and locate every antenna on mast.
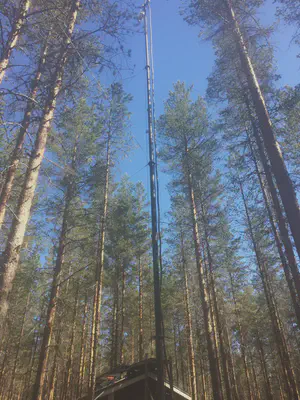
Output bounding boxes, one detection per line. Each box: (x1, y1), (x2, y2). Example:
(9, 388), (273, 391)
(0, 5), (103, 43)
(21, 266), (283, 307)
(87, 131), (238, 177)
(141, 1), (165, 399)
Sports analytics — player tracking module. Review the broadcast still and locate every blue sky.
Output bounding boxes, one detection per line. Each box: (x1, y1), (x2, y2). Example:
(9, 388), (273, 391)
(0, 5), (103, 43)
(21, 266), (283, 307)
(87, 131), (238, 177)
(115, 0), (299, 218)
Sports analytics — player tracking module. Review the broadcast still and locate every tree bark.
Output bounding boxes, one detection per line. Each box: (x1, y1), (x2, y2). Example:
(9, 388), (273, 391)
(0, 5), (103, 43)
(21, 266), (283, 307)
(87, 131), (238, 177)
(255, 331), (273, 400)
(173, 315), (179, 386)
(88, 133), (110, 400)
(138, 255), (144, 362)
(200, 202), (234, 400)
(0, 0), (80, 324)
(0, 37), (49, 228)
(229, 272), (253, 400)
(224, 0), (300, 260)
(31, 123), (80, 400)
(177, 321), (186, 392)
(247, 131), (300, 327)
(181, 234), (198, 400)
(0, 0), (30, 83)
(184, 139), (222, 400)
(239, 180), (299, 399)
(62, 284), (79, 399)
(245, 108), (300, 302)
(120, 263), (125, 364)
(8, 293), (30, 399)
(77, 295), (88, 399)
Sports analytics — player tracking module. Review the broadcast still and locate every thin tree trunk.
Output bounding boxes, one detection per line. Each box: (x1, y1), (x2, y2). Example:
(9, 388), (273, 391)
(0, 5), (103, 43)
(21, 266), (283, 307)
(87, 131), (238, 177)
(120, 263), (125, 364)
(246, 107), (300, 301)
(8, 293), (30, 399)
(223, 322), (239, 400)
(62, 284), (79, 399)
(77, 295), (88, 399)
(0, 0), (30, 83)
(110, 292), (117, 370)
(249, 351), (261, 400)
(88, 133), (110, 400)
(173, 316), (179, 386)
(247, 131), (300, 327)
(113, 264), (120, 368)
(203, 246), (223, 399)
(0, 37), (49, 228)
(177, 321), (186, 392)
(224, 0), (300, 259)
(200, 203), (233, 400)
(229, 272), (253, 400)
(31, 132), (80, 400)
(138, 255), (144, 361)
(48, 328), (61, 400)
(0, 0), (80, 325)
(184, 140), (222, 400)
(181, 234), (198, 400)
(131, 328), (135, 364)
(239, 180), (299, 399)
(255, 331), (273, 400)
(24, 312), (43, 399)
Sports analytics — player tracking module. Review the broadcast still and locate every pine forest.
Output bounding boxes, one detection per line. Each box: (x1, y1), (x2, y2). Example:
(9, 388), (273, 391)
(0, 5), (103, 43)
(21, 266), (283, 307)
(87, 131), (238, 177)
(0, 0), (300, 399)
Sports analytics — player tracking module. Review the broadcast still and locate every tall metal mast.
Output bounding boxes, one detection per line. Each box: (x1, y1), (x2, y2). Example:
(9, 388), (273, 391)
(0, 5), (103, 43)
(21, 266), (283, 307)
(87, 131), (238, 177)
(142, 2), (165, 399)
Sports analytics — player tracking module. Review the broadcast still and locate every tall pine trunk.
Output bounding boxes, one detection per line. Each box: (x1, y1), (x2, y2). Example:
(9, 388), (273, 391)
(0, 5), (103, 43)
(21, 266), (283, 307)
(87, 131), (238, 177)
(77, 295), (88, 399)
(8, 293), (30, 398)
(200, 202), (234, 400)
(119, 263), (125, 364)
(184, 142), (222, 400)
(0, 0), (80, 324)
(247, 132), (300, 326)
(138, 255), (144, 361)
(62, 284), (79, 399)
(229, 272), (253, 400)
(255, 331), (273, 400)
(224, 0), (300, 259)
(181, 234), (198, 400)
(239, 181), (299, 399)
(0, 0), (30, 83)
(246, 109), (300, 301)
(31, 133), (80, 400)
(0, 37), (49, 228)
(88, 134), (110, 400)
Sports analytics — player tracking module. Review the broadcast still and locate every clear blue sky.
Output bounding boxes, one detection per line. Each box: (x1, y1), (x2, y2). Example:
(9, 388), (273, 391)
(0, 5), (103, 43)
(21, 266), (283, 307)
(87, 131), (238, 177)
(115, 0), (299, 219)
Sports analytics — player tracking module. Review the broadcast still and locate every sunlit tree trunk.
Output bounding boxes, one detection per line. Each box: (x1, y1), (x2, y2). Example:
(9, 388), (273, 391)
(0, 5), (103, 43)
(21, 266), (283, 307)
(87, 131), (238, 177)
(184, 139), (222, 400)
(48, 329), (61, 400)
(88, 133), (110, 400)
(177, 321), (186, 391)
(203, 254), (223, 399)
(247, 132), (300, 327)
(224, 0), (300, 259)
(120, 263), (125, 364)
(77, 295), (88, 399)
(229, 272), (253, 400)
(8, 293), (30, 399)
(0, 0), (30, 83)
(181, 233), (198, 400)
(255, 331), (273, 400)
(0, 37), (49, 228)
(246, 108), (300, 300)
(173, 315), (179, 386)
(138, 255), (144, 361)
(0, 0), (80, 325)
(31, 131), (80, 400)
(200, 202), (233, 400)
(239, 181), (299, 399)
(62, 284), (79, 399)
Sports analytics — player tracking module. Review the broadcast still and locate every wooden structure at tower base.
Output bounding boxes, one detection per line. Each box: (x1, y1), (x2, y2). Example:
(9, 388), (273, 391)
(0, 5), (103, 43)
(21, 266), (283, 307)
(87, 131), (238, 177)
(79, 358), (191, 400)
